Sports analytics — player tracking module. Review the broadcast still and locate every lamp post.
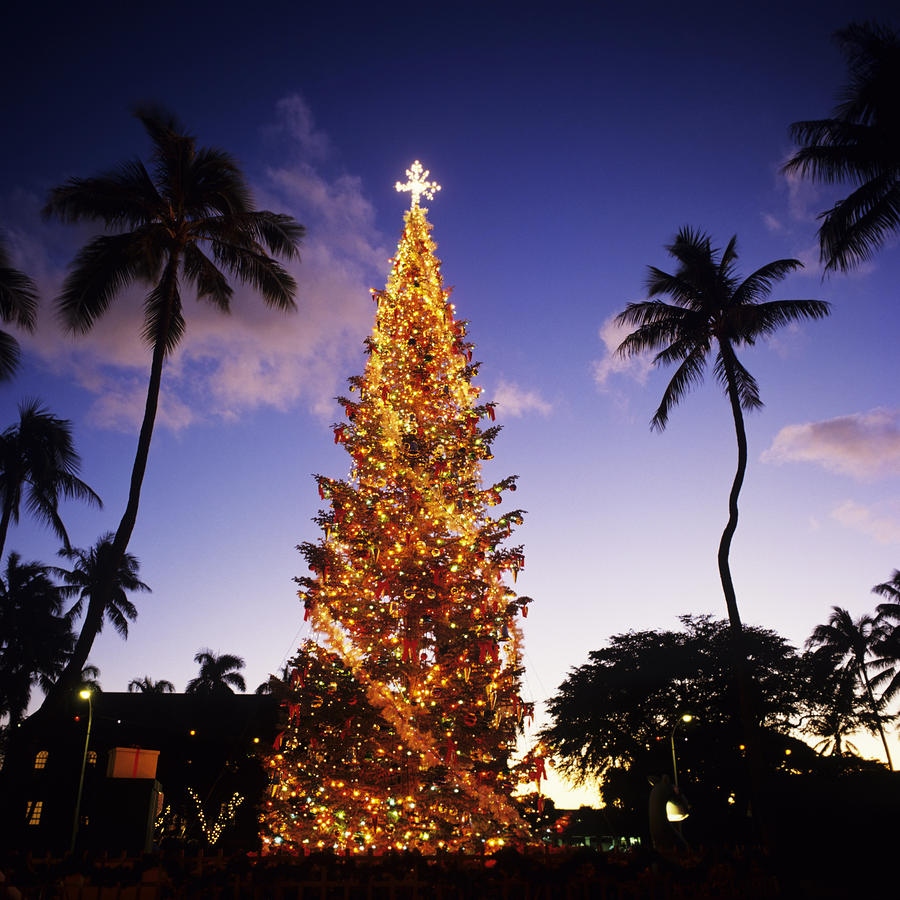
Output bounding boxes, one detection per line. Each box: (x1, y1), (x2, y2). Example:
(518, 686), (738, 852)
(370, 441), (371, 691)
(670, 713), (693, 791)
(70, 689), (93, 854)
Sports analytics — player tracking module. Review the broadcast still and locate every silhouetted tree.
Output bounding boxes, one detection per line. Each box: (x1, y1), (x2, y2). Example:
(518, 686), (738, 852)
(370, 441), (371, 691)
(186, 649), (246, 695)
(0, 400), (101, 560)
(614, 229), (829, 812)
(798, 644), (866, 757)
(784, 23), (900, 271)
(541, 616), (805, 822)
(128, 675), (175, 693)
(871, 570), (900, 707)
(806, 606), (893, 769)
(41, 106), (303, 708)
(0, 232), (38, 380)
(53, 533), (150, 694)
(79, 663), (102, 693)
(0, 554), (73, 726)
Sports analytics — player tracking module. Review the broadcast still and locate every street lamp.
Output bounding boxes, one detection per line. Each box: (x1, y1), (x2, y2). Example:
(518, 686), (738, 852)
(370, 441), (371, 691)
(670, 713), (693, 791)
(70, 689), (93, 854)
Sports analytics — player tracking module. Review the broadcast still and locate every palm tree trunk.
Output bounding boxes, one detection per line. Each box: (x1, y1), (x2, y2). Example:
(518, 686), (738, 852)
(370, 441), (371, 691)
(857, 664), (894, 770)
(39, 257), (179, 714)
(57, 598), (106, 696)
(720, 349), (768, 840)
(111, 328), (167, 561)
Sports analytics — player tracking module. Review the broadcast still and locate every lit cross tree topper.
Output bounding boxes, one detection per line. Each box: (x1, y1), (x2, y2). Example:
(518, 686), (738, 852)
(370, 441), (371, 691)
(395, 160), (441, 209)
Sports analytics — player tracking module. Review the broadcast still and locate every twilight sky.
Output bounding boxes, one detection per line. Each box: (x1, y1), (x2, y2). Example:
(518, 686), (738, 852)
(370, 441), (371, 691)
(3, 0), (899, 804)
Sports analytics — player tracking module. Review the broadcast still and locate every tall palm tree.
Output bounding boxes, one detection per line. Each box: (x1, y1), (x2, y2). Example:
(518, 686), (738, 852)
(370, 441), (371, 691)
(0, 233), (38, 380)
(186, 649), (246, 696)
(615, 228), (829, 641)
(806, 606), (893, 770)
(0, 400), (102, 560)
(615, 228), (829, 833)
(0, 554), (74, 726)
(40, 107), (302, 707)
(53, 533), (150, 693)
(128, 675), (175, 693)
(783, 23), (900, 272)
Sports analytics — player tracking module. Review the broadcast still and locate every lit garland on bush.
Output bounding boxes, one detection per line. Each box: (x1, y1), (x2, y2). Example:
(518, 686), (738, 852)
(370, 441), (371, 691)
(260, 163), (535, 854)
(188, 788), (245, 845)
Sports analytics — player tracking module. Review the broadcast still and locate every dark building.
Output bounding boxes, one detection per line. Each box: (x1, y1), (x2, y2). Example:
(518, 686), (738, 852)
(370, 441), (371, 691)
(0, 692), (279, 855)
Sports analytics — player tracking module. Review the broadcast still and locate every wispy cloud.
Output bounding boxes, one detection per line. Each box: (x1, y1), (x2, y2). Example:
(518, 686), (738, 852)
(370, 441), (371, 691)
(591, 315), (653, 390)
(831, 499), (900, 545)
(18, 94), (388, 432)
(492, 379), (551, 417)
(762, 408), (900, 480)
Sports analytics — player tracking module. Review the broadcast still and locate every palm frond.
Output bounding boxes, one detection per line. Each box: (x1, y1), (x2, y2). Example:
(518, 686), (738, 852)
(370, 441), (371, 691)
(731, 260), (804, 306)
(142, 264), (185, 353)
(186, 147), (252, 217)
(652, 346), (707, 431)
(43, 161), (161, 229)
(819, 175), (900, 271)
(57, 233), (156, 334)
(210, 240), (297, 311)
(241, 211), (305, 261)
(0, 331), (21, 381)
(714, 347), (762, 411)
(0, 237), (39, 330)
(183, 244), (232, 311)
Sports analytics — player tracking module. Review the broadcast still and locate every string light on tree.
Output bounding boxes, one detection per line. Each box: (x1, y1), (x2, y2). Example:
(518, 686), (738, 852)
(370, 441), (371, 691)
(260, 163), (535, 854)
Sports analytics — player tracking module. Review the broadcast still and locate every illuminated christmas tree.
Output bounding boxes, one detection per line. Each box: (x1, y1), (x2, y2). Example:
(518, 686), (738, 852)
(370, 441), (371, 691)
(261, 163), (534, 854)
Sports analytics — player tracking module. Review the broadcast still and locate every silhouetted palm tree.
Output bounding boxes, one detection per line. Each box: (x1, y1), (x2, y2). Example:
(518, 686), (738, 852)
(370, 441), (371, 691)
(872, 569), (900, 621)
(41, 107), (302, 708)
(0, 553), (73, 726)
(128, 675), (175, 693)
(53, 533), (150, 693)
(615, 228), (829, 830)
(0, 400), (102, 560)
(79, 664), (102, 693)
(871, 570), (900, 706)
(800, 646), (865, 757)
(807, 606), (893, 769)
(615, 228), (829, 642)
(783, 23), (900, 271)
(0, 233), (38, 380)
(186, 649), (246, 695)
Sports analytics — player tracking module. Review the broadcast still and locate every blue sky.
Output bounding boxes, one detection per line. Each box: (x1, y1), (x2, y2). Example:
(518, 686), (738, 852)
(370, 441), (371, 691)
(3, 0), (900, 804)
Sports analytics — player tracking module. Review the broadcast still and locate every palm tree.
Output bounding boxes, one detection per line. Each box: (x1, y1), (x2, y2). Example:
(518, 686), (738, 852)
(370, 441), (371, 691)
(0, 554), (74, 726)
(872, 569), (900, 621)
(615, 228), (829, 641)
(79, 664), (102, 693)
(806, 606), (893, 770)
(615, 228), (829, 832)
(800, 646), (865, 757)
(40, 107), (302, 708)
(871, 570), (900, 707)
(53, 533), (150, 693)
(0, 400), (102, 560)
(0, 233), (38, 380)
(186, 649), (246, 695)
(128, 675), (175, 693)
(783, 23), (900, 272)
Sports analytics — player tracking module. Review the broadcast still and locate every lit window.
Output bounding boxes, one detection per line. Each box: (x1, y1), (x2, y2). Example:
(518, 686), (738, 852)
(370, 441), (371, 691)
(87, 751), (97, 766)
(34, 751), (49, 770)
(27, 800), (43, 825)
